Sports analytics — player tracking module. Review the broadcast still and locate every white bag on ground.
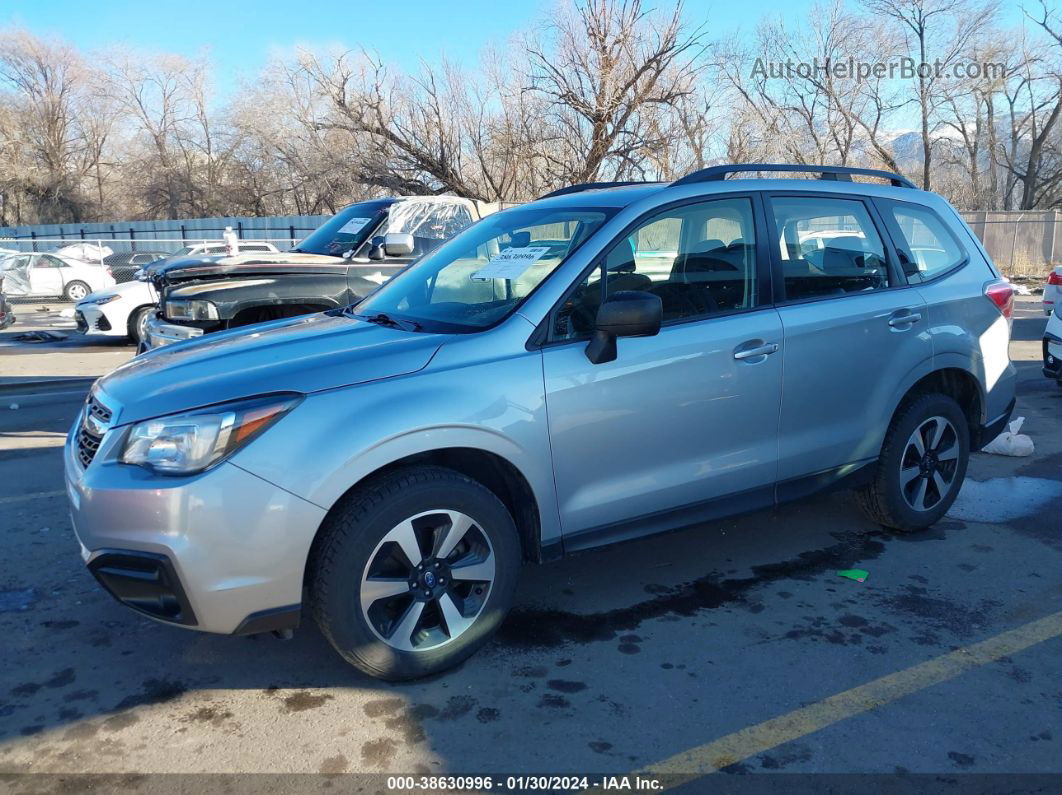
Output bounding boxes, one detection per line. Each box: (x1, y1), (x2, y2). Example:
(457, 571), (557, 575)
(981, 417), (1034, 457)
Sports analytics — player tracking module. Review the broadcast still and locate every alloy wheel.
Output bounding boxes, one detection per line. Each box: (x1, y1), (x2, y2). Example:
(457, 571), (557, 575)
(67, 283), (87, 301)
(136, 309), (150, 342)
(359, 510), (495, 652)
(899, 416), (960, 512)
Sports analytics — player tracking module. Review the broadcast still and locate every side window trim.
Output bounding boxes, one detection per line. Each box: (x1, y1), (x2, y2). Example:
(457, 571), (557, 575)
(873, 198), (970, 285)
(537, 192), (771, 348)
(762, 191), (905, 305)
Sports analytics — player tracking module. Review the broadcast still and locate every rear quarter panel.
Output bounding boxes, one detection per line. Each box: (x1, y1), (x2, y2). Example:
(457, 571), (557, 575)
(912, 198), (1014, 423)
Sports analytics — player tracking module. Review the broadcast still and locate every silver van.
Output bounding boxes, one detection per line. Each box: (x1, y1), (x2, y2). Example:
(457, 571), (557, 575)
(65, 165), (1016, 680)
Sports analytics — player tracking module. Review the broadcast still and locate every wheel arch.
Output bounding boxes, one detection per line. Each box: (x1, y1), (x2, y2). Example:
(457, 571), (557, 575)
(304, 446), (545, 590)
(890, 366), (985, 441)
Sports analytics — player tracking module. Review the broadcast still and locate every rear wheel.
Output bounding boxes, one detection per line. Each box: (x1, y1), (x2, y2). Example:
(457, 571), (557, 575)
(127, 306), (152, 344)
(857, 393), (969, 531)
(311, 466), (521, 681)
(63, 281), (90, 302)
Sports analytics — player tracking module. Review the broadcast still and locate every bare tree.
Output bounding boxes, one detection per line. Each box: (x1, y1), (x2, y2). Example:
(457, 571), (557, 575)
(861, 0), (998, 190)
(524, 0), (709, 185)
(0, 28), (111, 222)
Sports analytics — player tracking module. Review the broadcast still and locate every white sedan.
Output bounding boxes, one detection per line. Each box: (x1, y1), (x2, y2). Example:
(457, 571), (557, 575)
(0, 252), (115, 302)
(75, 279), (159, 344)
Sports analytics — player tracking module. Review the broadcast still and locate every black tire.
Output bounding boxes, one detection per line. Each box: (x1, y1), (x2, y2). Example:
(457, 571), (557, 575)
(857, 392), (970, 531)
(63, 280), (90, 302)
(127, 305), (151, 344)
(310, 466), (521, 681)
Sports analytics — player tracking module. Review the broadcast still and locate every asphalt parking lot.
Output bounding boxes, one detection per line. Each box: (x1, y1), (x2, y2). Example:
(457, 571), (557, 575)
(0, 296), (1059, 781)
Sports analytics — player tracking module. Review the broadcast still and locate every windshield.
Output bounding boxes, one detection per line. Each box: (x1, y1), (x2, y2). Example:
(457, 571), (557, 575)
(293, 200), (391, 257)
(352, 206), (616, 331)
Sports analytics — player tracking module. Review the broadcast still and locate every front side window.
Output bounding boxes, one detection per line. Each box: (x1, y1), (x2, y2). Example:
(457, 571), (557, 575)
(885, 202), (966, 280)
(771, 196), (890, 301)
(293, 200), (391, 257)
(553, 197), (758, 340)
(352, 206), (616, 332)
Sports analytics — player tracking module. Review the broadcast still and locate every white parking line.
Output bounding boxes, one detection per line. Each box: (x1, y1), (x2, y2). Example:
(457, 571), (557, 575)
(0, 489), (65, 505)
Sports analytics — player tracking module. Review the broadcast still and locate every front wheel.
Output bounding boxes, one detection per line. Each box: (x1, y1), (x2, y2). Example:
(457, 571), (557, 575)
(128, 306), (152, 344)
(310, 466), (521, 681)
(63, 281), (90, 302)
(857, 393), (970, 531)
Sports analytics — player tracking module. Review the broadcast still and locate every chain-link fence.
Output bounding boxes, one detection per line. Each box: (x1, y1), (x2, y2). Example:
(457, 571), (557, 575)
(960, 210), (1062, 279)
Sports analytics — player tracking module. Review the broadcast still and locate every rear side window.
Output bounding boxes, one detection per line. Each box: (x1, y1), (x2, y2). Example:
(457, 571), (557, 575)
(769, 196), (890, 301)
(885, 203), (966, 281)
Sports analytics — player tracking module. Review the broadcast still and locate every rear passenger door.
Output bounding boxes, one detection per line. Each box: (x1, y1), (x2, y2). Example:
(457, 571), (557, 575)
(766, 193), (931, 484)
(542, 195), (783, 545)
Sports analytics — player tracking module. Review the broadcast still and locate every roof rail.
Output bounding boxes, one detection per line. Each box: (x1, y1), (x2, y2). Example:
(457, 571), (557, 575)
(538, 181), (663, 200)
(672, 163), (916, 189)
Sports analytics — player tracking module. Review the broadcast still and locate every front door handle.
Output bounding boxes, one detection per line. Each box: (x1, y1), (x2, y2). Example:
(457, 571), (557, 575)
(888, 310), (923, 328)
(733, 342), (779, 361)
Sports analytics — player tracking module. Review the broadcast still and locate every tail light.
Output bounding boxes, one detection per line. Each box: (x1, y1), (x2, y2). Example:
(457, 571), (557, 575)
(1048, 270), (1062, 286)
(985, 281), (1014, 321)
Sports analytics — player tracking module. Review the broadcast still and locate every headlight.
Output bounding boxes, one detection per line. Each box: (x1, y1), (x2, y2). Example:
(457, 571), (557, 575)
(86, 294), (120, 305)
(119, 394), (301, 475)
(165, 299), (218, 321)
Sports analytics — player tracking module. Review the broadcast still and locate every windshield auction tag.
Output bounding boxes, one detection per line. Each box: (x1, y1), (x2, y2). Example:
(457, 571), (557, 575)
(337, 217), (372, 235)
(471, 246), (551, 281)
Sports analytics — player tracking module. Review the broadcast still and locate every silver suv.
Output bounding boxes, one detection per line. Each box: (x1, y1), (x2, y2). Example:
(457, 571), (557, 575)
(65, 164), (1016, 680)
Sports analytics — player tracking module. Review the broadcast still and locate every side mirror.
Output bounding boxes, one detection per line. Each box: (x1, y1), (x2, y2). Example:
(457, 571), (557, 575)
(585, 290), (662, 365)
(367, 236), (386, 261)
(383, 232), (415, 257)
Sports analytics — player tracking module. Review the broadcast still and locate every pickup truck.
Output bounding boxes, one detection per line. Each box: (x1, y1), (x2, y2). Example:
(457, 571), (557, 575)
(142, 196), (495, 350)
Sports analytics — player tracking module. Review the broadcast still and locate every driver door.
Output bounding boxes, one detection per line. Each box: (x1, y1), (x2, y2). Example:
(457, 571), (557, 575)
(540, 196), (783, 549)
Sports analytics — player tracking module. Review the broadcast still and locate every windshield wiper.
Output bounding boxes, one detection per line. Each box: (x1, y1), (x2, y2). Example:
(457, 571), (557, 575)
(349, 311), (423, 332)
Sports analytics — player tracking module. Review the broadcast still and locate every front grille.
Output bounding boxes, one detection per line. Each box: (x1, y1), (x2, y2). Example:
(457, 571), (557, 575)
(77, 426), (102, 468)
(76, 395), (113, 469)
(88, 397), (112, 424)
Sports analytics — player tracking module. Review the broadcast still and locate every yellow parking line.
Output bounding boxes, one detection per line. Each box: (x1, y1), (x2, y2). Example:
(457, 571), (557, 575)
(642, 610), (1062, 782)
(0, 489), (65, 505)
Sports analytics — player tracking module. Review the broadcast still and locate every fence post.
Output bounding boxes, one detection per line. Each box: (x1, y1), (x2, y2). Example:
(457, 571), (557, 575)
(289, 224), (295, 241)
(1050, 211), (1058, 266)
(30, 230), (37, 252)
(79, 229), (85, 240)
(237, 221), (243, 239)
(180, 224), (186, 245)
(129, 228), (136, 252)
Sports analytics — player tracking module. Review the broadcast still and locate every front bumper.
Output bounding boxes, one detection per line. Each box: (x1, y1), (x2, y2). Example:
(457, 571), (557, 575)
(75, 304), (120, 336)
(143, 314), (205, 350)
(64, 407), (326, 634)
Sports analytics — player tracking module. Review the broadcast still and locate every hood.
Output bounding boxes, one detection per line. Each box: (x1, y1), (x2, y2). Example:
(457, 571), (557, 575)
(79, 279), (154, 305)
(151, 252), (347, 285)
(97, 312), (446, 424)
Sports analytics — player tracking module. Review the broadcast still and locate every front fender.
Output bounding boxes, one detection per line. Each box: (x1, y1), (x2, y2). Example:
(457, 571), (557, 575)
(230, 347), (561, 553)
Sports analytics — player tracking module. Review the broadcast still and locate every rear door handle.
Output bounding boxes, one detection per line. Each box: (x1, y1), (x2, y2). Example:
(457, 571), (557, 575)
(888, 310), (922, 328)
(733, 342), (779, 360)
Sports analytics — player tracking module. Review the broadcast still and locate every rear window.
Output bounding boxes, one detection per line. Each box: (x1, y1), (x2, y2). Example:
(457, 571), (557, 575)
(884, 202), (966, 281)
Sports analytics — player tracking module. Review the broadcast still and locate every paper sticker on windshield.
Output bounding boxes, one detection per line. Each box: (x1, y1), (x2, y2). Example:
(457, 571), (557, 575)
(471, 246), (551, 281)
(337, 217), (372, 235)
